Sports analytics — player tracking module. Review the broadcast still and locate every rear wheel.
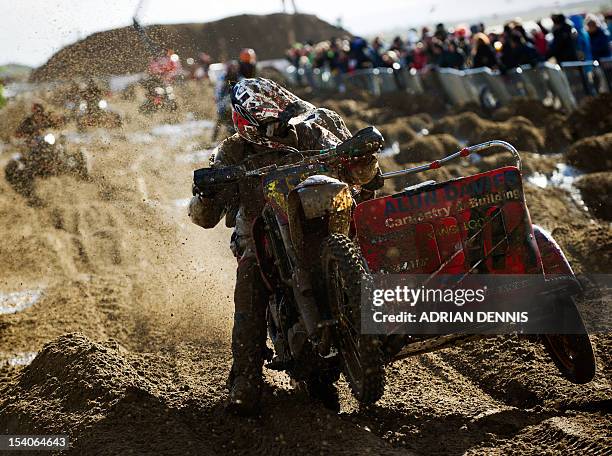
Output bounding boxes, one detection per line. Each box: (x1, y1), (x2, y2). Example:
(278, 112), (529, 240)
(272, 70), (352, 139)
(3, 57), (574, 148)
(139, 99), (156, 114)
(542, 297), (596, 384)
(110, 112), (123, 128)
(321, 234), (385, 404)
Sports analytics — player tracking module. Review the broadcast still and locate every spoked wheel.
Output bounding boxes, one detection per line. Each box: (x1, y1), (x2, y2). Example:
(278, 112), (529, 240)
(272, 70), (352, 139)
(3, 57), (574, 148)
(542, 297), (596, 384)
(321, 234), (384, 404)
(4, 159), (22, 187)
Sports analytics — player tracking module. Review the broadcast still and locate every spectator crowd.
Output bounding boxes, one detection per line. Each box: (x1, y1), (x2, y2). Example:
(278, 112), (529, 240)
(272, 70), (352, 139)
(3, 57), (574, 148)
(285, 11), (612, 76)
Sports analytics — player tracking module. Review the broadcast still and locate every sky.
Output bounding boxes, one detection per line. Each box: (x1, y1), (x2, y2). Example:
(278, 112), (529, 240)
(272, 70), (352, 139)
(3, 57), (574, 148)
(0, 0), (587, 66)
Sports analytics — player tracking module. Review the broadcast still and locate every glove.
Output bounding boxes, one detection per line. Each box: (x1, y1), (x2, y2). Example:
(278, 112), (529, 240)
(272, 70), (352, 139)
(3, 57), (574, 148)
(339, 154), (379, 186)
(188, 194), (227, 229)
(362, 168), (384, 191)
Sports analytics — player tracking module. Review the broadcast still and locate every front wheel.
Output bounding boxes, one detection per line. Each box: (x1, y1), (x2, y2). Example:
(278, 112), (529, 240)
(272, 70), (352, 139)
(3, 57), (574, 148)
(321, 234), (385, 404)
(5, 158), (35, 199)
(542, 297), (596, 384)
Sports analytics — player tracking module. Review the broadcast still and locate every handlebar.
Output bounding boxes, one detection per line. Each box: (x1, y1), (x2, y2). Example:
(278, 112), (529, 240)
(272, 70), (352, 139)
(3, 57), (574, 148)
(380, 140), (521, 180)
(193, 126), (384, 194)
(193, 130), (521, 196)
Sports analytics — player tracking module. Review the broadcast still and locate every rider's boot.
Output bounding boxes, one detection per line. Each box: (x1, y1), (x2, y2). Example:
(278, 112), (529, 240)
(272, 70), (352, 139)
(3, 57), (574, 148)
(226, 257), (269, 416)
(228, 373), (262, 416)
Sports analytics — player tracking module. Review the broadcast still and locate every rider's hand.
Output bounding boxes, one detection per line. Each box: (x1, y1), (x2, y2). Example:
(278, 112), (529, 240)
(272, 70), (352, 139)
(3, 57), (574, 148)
(362, 168), (385, 191)
(188, 195), (219, 228)
(340, 154), (379, 186)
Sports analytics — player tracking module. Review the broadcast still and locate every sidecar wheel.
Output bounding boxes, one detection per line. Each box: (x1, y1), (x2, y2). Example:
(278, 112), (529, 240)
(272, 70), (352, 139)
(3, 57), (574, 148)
(321, 234), (385, 404)
(542, 297), (596, 384)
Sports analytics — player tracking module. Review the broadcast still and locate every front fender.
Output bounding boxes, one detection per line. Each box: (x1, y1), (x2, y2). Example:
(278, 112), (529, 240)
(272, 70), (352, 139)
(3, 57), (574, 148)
(287, 175), (353, 260)
(290, 175), (352, 219)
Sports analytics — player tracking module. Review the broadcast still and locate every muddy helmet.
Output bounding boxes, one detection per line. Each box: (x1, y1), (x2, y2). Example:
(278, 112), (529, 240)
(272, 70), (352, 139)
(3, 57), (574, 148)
(230, 77), (314, 149)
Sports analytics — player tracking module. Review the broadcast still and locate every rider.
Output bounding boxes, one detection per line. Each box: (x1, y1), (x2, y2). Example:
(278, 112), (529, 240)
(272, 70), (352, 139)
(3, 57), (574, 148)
(141, 49), (182, 104)
(8, 103), (66, 202)
(188, 78), (382, 415)
(238, 48), (257, 78)
(148, 49), (183, 85)
(78, 78), (104, 117)
(15, 103), (65, 147)
(211, 50), (258, 141)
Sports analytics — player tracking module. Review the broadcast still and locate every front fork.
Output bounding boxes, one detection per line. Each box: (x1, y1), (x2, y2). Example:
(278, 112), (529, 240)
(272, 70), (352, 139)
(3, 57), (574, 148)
(279, 220), (338, 359)
(281, 180), (354, 356)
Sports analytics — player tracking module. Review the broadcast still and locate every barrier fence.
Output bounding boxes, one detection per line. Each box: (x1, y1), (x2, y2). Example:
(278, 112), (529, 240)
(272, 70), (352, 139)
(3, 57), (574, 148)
(599, 57), (612, 91)
(283, 59), (612, 111)
(6, 58), (610, 113)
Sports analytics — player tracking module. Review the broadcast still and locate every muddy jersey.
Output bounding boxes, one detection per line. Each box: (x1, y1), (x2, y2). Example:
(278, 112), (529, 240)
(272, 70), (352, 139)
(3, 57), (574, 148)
(189, 108), (379, 258)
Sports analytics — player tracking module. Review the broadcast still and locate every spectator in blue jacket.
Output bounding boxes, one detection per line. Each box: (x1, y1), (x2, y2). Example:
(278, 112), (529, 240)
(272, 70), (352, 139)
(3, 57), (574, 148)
(348, 37), (375, 70)
(586, 16), (612, 60)
(370, 36), (387, 68)
(570, 14), (593, 60)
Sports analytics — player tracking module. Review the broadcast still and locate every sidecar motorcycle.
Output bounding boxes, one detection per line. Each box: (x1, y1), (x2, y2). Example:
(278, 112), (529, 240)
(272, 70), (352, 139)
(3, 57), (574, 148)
(75, 101), (122, 131)
(194, 127), (596, 406)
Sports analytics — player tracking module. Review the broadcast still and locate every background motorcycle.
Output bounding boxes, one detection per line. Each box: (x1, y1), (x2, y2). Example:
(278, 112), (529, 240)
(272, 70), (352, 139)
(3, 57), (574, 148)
(5, 134), (87, 203)
(139, 77), (178, 114)
(75, 99), (123, 131)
